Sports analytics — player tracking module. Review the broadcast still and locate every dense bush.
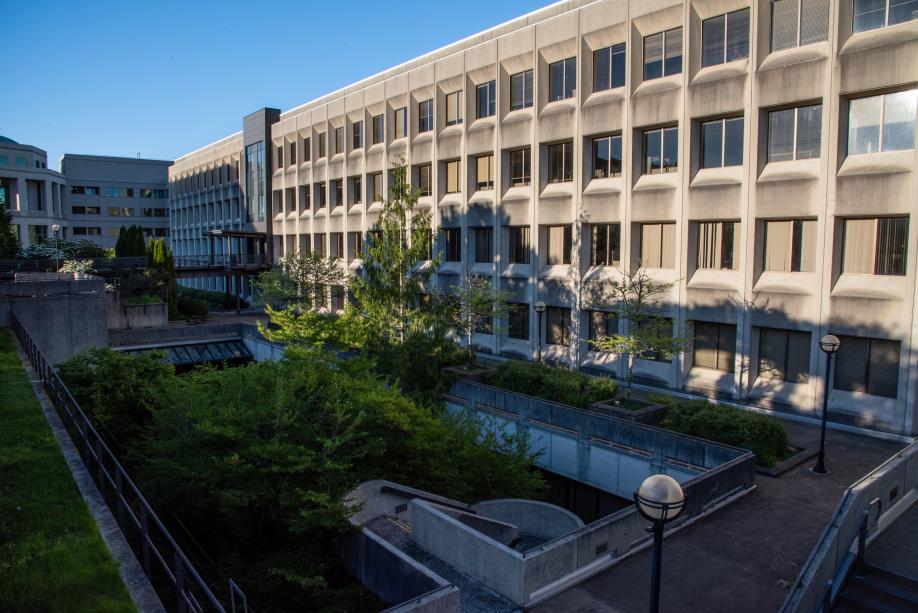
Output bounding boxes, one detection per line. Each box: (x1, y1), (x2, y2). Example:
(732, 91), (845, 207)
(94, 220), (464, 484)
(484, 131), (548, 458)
(177, 296), (208, 319)
(178, 285), (249, 310)
(59, 348), (544, 611)
(18, 238), (108, 260)
(655, 396), (789, 467)
(123, 293), (162, 305)
(484, 361), (618, 409)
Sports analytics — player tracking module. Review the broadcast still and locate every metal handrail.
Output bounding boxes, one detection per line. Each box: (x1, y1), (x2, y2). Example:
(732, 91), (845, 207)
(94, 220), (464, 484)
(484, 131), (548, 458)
(11, 313), (248, 613)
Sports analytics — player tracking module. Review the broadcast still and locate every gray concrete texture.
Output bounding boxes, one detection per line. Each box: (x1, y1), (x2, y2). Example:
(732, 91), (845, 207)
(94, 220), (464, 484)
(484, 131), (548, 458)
(473, 499), (584, 541)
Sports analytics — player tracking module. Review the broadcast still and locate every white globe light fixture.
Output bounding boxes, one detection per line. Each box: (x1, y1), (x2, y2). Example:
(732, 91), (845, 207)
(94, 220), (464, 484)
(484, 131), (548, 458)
(635, 474), (685, 613)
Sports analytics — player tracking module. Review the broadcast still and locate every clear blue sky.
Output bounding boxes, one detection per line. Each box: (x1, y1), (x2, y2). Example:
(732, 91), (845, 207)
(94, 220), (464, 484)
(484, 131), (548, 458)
(2, 0), (549, 168)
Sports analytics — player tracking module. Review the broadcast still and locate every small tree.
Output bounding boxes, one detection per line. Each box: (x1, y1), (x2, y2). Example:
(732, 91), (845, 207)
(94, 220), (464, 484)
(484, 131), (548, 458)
(115, 225), (146, 257)
(446, 271), (513, 355)
(254, 250), (344, 310)
(589, 269), (687, 405)
(0, 208), (19, 259)
(147, 238), (178, 318)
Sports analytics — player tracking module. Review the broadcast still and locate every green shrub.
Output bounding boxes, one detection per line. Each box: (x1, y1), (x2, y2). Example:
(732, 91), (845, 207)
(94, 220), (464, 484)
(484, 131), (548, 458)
(124, 293), (162, 305)
(485, 361), (618, 409)
(178, 285), (249, 310)
(656, 396), (789, 467)
(177, 296), (208, 319)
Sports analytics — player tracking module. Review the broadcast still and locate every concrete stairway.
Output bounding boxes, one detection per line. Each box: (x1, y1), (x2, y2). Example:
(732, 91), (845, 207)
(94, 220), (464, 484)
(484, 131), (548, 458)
(834, 565), (918, 612)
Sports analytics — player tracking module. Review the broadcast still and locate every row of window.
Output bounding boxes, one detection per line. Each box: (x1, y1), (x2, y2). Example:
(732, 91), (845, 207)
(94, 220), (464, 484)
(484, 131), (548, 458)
(287, 215), (907, 277)
(0, 155), (45, 168)
(71, 205), (168, 217)
(171, 160), (241, 195)
(70, 185), (168, 198)
(70, 226), (169, 237)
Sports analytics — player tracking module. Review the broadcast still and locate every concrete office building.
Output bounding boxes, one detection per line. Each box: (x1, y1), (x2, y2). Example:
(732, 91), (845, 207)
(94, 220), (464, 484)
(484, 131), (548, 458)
(60, 154), (172, 249)
(0, 136), (68, 247)
(1, 136), (171, 249)
(168, 0), (918, 437)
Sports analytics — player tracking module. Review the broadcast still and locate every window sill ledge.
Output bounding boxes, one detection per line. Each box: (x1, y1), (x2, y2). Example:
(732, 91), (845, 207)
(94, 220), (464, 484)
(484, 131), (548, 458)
(831, 273), (907, 301)
(416, 196), (434, 208)
(753, 271), (815, 295)
(347, 204), (364, 215)
(439, 125), (464, 139)
(502, 186), (532, 202)
(330, 205), (345, 216)
(286, 211), (298, 220)
(468, 117), (496, 133)
(690, 166), (743, 188)
(502, 108), (534, 125)
(691, 60), (749, 86)
(757, 159), (821, 183)
(367, 201), (384, 212)
(366, 143), (384, 154)
(583, 177), (623, 195)
(583, 88), (626, 108)
(412, 132), (433, 145)
(633, 173), (679, 192)
(389, 137), (408, 149)
(687, 268), (741, 290)
(313, 208), (328, 217)
(469, 189), (495, 203)
(438, 194), (462, 207)
(501, 263), (532, 278)
(837, 150), (914, 177)
(540, 99), (577, 118)
(840, 21), (918, 56)
(538, 264), (573, 280)
(759, 42), (830, 72)
(438, 261), (465, 274)
(539, 182), (574, 199)
(299, 210), (312, 218)
(471, 262), (494, 275)
(633, 74), (682, 98)
(347, 150), (363, 160)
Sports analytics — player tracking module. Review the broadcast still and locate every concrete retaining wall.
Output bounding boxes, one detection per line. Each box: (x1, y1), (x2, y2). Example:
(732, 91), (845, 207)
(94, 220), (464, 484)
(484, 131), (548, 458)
(434, 504), (520, 546)
(474, 499), (583, 541)
(240, 325), (285, 361)
(340, 527), (457, 613)
(1, 276), (107, 364)
(106, 294), (168, 331)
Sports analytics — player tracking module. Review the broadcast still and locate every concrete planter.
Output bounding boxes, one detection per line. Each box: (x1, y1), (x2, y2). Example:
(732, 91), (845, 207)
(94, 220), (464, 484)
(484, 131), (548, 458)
(441, 363), (497, 383)
(589, 390), (667, 425)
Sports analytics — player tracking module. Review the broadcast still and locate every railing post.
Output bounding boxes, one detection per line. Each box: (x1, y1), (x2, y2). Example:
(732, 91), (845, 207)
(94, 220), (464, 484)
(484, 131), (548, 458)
(95, 437), (105, 491)
(822, 579), (833, 612)
(140, 506), (151, 575)
(115, 470), (126, 528)
(174, 552), (186, 613)
(856, 510), (868, 578)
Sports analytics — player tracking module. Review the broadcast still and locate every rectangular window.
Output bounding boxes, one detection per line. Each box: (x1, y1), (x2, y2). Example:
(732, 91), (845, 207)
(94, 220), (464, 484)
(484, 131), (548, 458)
(105, 187), (133, 198)
(763, 219), (816, 272)
(446, 91), (462, 126)
(591, 224), (621, 267)
(644, 27), (682, 80)
(314, 234), (326, 257)
(330, 286), (345, 311)
(85, 186), (100, 196)
(107, 207), (133, 216)
(588, 311), (619, 344)
(508, 226), (531, 264)
(299, 185), (311, 211)
(303, 137), (311, 161)
(332, 180), (342, 206)
(72, 227), (102, 236)
(350, 176), (362, 204)
(834, 335), (900, 397)
(508, 303), (530, 340)
(546, 307), (571, 346)
(318, 133), (326, 158)
(758, 328), (811, 383)
(643, 127), (679, 174)
(445, 160), (461, 194)
(329, 232), (344, 259)
(640, 222), (676, 268)
(593, 43), (626, 91)
(348, 231), (362, 260)
(768, 104), (822, 161)
(701, 117), (744, 168)
(289, 141), (297, 165)
(694, 322), (736, 372)
(28, 225), (48, 244)
(547, 141), (573, 183)
(277, 146), (284, 170)
(474, 227), (493, 263)
(854, 0), (918, 32)
(315, 183), (326, 208)
(696, 221), (737, 270)
(417, 164), (432, 197)
(510, 70), (534, 110)
(549, 57), (576, 101)
(70, 185), (85, 195)
(476, 80), (496, 118)
(372, 114), (385, 144)
(702, 9), (750, 67)
(509, 148), (531, 186)
(419, 99), (433, 133)
(353, 121), (363, 149)
(443, 227), (462, 262)
(591, 135), (623, 178)
(771, 0), (829, 51)
(848, 89), (917, 155)
(395, 107), (408, 138)
(476, 154), (494, 190)
(371, 173), (383, 202)
(142, 208), (168, 217)
(545, 225), (572, 265)
(335, 127), (344, 154)
(842, 216), (908, 276)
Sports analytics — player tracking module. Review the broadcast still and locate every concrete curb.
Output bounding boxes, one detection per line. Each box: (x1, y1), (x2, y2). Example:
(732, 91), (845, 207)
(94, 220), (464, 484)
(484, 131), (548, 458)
(14, 336), (165, 613)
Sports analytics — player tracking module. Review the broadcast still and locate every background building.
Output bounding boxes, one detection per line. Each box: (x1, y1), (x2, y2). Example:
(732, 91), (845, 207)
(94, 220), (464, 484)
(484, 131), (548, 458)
(0, 136), (67, 248)
(168, 0), (918, 437)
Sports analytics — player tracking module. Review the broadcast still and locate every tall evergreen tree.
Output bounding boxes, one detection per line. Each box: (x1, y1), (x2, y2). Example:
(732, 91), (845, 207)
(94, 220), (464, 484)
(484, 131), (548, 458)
(0, 209), (19, 259)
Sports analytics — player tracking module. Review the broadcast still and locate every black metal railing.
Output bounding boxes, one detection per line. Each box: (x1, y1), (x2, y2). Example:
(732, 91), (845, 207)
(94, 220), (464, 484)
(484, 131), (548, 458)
(0, 256), (150, 275)
(11, 313), (249, 613)
(174, 254), (269, 269)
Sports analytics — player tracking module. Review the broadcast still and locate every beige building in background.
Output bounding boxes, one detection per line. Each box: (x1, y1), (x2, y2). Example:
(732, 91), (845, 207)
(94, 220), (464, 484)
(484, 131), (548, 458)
(169, 0), (918, 437)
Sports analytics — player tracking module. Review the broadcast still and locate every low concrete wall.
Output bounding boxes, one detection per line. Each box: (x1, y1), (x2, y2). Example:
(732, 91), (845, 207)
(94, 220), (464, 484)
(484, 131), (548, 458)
(341, 527), (457, 613)
(434, 503), (520, 546)
(781, 441), (918, 613)
(1, 276), (107, 364)
(109, 323), (241, 346)
(474, 499), (583, 541)
(240, 325), (285, 361)
(106, 294), (168, 331)
(345, 480), (473, 527)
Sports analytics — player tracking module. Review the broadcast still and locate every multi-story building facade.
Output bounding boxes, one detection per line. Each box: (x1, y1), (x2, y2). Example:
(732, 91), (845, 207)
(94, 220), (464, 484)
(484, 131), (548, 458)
(169, 0), (918, 438)
(1, 136), (171, 249)
(60, 154), (172, 249)
(0, 136), (68, 247)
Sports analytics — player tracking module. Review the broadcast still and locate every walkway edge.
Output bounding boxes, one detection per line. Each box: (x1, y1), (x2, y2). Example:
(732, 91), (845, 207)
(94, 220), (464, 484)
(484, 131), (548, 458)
(14, 336), (166, 613)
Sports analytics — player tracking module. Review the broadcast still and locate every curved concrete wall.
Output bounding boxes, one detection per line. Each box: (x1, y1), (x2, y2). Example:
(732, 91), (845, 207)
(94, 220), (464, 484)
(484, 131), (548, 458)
(474, 499), (583, 541)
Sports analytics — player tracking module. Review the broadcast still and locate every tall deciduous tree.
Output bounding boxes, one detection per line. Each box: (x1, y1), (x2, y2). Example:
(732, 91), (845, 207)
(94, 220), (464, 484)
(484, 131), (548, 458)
(446, 271), (513, 354)
(587, 269), (688, 404)
(0, 209), (18, 259)
(254, 250), (344, 310)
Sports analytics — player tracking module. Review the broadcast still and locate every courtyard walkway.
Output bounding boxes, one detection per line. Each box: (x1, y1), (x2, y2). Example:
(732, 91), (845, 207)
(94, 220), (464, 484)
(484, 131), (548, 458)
(533, 419), (907, 613)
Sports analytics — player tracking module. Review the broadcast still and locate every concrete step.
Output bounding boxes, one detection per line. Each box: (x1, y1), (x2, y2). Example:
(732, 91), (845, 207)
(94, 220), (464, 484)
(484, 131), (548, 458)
(836, 576), (918, 613)
(858, 565), (918, 605)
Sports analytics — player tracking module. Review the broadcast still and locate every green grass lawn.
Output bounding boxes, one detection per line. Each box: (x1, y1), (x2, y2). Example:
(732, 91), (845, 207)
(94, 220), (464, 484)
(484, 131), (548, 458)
(0, 328), (136, 613)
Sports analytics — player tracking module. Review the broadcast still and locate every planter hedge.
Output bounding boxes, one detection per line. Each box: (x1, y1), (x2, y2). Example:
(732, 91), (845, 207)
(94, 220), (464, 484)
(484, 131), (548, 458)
(484, 361), (618, 409)
(654, 396), (789, 467)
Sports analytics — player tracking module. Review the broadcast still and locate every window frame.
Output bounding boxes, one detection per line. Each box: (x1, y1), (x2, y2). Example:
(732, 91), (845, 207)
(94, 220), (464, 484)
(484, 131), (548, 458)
(508, 226), (531, 264)
(445, 91), (462, 126)
(643, 27), (683, 80)
(476, 154), (494, 190)
(507, 302), (530, 340)
(544, 225), (573, 265)
(591, 223), (621, 267)
(476, 80), (496, 118)
(701, 8), (750, 67)
(353, 121), (363, 149)
(593, 43), (626, 92)
(767, 103), (823, 162)
(510, 69), (534, 110)
(591, 134), (623, 178)
(847, 89), (917, 155)
(546, 306), (572, 346)
(372, 114), (385, 145)
(418, 99), (434, 133)
(546, 141), (574, 183)
(508, 148), (532, 187)
(394, 107), (408, 139)
(474, 226), (494, 263)
(700, 116), (744, 169)
(643, 126), (679, 174)
(442, 227), (462, 262)
(853, 0), (918, 33)
(445, 160), (461, 194)
(693, 321), (736, 372)
(548, 57), (577, 101)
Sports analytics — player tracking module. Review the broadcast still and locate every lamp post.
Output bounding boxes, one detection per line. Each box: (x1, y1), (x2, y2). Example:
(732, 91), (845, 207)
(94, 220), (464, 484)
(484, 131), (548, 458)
(534, 301), (547, 362)
(635, 474), (685, 613)
(51, 224), (61, 271)
(813, 334), (841, 474)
